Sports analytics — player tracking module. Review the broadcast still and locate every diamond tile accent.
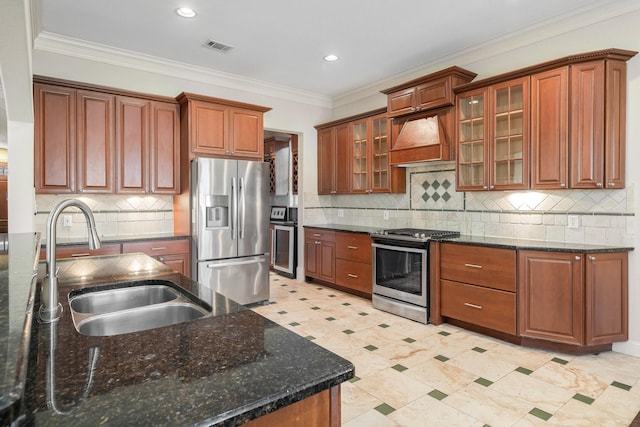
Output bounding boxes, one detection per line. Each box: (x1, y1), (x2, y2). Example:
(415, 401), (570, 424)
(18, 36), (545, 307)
(611, 381), (632, 391)
(475, 377), (493, 387)
(392, 364), (408, 372)
(428, 389), (448, 401)
(364, 345), (378, 351)
(375, 403), (396, 415)
(410, 169), (464, 210)
(529, 407), (552, 421)
(573, 393), (595, 404)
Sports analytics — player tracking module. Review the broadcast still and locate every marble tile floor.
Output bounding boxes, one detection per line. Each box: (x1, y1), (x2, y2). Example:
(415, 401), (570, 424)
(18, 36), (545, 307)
(252, 273), (640, 427)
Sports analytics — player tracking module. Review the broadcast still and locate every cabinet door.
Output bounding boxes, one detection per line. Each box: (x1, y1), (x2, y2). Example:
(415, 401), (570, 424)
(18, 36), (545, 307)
(490, 77), (529, 190)
(335, 123), (351, 194)
(150, 101), (180, 194)
(351, 120), (368, 193)
(531, 67), (569, 189)
(416, 76), (452, 111)
(304, 237), (319, 278)
(456, 88), (489, 190)
(317, 127), (336, 194)
(371, 115), (390, 192)
(585, 252), (627, 345)
(518, 251), (584, 345)
(116, 96), (149, 193)
(76, 90), (115, 193)
(158, 254), (190, 278)
(230, 107), (264, 159)
(603, 60), (627, 189)
(570, 61), (605, 189)
(319, 240), (336, 282)
(387, 87), (416, 117)
(34, 84), (76, 193)
(190, 100), (228, 156)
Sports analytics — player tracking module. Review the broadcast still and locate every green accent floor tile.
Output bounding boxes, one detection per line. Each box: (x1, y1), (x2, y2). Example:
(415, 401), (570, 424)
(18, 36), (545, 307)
(364, 345), (378, 351)
(611, 381), (632, 391)
(375, 403), (395, 415)
(289, 290), (297, 293)
(316, 287), (323, 290)
(403, 337), (416, 343)
(475, 377), (493, 387)
(472, 346), (487, 353)
(305, 335), (316, 341)
(358, 312), (369, 316)
(529, 407), (552, 421)
(325, 317), (336, 321)
(342, 302), (351, 306)
(349, 376), (361, 383)
(299, 297), (308, 301)
(428, 389), (448, 401)
(342, 329), (354, 335)
(516, 367), (533, 375)
(289, 322), (300, 327)
(311, 306), (320, 310)
(277, 310), (287, 315)
(438, 331), (451, 336)
(434, 354), (449, 362)
(573, 393), (594, 404)
(328, 294), (336, 298)
(378, 323), (390, 328)
(551, 357), (569, 365)
(392, 364), (408, 372)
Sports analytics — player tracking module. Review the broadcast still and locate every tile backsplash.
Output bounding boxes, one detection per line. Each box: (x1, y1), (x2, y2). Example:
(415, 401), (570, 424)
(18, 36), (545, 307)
(35, 194), (174, 241)
(304, 161), (635, 246)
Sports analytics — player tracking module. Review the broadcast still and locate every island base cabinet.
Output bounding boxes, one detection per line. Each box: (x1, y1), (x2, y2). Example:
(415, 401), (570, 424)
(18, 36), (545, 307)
(245, 386), (341, 427)
(518, 250), (628, 349)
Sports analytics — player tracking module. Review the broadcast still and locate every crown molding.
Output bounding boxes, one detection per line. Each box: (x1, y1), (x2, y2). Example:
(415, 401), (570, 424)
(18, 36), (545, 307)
(33, 31), (332, 109)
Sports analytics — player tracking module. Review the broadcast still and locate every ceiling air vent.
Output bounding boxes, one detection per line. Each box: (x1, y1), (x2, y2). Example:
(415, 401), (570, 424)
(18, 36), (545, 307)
(203, 39), (234, 53)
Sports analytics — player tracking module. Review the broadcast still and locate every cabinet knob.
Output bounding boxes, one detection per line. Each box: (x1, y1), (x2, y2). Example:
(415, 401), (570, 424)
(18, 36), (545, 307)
(575, 256), (581, 261)
(596, 183), (603, 188)
(489, 185), (495, 190)
(483, 186), (488, 190)
(589, 255), (596, 261)
(560, 183), (566, 188)
(608, 183), (615, 187)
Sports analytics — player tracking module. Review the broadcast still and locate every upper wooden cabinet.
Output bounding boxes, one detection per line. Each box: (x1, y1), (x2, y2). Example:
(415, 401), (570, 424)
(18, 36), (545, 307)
(382, 66), (477, 118)
(455, 48), (636, 191)
(34, 77), (181, 195)
(456, 77), (530, 191)
(176, 92), (271, 160)
(315, 108), (405, 195)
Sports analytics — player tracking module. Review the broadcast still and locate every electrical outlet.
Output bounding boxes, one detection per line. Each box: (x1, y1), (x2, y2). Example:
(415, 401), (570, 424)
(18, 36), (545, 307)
(337, 209), (344, 218)
(62, 214), (72, 227)
(568, 215), (580, 230)
(383, 210), (389, 220)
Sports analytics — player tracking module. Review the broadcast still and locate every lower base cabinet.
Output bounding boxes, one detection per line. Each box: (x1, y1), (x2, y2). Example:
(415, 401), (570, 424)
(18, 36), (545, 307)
(122, 238), (191, 278)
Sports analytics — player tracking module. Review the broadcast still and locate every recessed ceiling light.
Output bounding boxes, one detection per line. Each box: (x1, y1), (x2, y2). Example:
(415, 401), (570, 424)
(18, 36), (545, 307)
(176, 7), (197, 18)
(324, 54), (339, 62)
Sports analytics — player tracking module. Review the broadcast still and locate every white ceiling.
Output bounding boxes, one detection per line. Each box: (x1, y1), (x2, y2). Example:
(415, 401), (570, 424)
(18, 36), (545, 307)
(33, 0), (627, 100)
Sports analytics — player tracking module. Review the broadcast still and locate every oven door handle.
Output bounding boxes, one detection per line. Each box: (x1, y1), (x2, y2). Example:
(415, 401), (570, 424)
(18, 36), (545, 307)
(372, 242), (428, 255)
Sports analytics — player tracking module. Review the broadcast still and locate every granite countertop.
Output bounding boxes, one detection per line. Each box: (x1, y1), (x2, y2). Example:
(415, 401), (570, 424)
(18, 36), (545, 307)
(0, 233), (41, 426)
(437, 234), (634, 253)
(303, 224), (379, 235)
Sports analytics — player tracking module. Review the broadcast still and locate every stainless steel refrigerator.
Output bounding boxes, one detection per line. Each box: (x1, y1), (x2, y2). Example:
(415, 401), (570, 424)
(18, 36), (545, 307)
(191, 157), (270, 305)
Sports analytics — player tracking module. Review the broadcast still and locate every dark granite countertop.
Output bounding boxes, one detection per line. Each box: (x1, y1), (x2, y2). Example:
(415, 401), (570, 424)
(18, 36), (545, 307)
(40, 232), (190, 247)
(436, 234), (634, 253)
(303, 224), (379, 235)
(21, 253), (353, 426)
(0, 233), (41, 426)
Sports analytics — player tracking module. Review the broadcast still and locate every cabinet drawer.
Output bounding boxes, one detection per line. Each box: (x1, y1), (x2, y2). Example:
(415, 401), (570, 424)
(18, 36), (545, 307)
(440, 243), (516, 291)
(304, 228), (335, 243)
(441, 279), (516, 335)
(336, 232), (372, 263)
(335, 259), (372, 295)
(122, 238), (190, 256)
(40, 243), (121, 260)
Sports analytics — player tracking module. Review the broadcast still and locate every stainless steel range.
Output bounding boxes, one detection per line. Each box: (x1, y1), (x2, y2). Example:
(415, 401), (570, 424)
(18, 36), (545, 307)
(371, 228), (460, 323)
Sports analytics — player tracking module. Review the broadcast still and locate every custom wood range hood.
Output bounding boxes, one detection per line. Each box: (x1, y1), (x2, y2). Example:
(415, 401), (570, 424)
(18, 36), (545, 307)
(381, 66), (476, 166)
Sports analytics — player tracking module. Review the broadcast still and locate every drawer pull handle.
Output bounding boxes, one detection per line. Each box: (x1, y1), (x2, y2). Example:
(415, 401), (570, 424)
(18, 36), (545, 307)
(313, 233), (322, 237)
(347, 274), (358, 278)
(71, 253), (90, 257)
(464, 302), (483, 310)
(464, 263), (483, 269)
(151, 247), (167, 251)
(347, 245), (358, 250)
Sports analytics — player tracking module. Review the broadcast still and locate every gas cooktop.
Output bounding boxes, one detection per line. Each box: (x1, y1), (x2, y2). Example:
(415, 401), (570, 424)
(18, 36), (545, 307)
(371, 228), (460, 243)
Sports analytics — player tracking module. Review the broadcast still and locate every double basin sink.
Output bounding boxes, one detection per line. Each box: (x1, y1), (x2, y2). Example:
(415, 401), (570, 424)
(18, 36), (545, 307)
(68, 280), (211, 336)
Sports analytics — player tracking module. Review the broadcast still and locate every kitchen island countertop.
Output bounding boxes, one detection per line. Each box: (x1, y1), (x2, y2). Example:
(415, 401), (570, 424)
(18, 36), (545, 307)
(10, 251), (353, 425)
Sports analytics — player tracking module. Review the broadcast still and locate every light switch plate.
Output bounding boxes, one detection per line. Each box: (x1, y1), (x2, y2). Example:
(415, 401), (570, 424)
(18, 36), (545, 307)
(568, 215), (580, 229)
(337, 209), (344, 217)
(383, 210), (389, 220)
(62, 214), (72, 227)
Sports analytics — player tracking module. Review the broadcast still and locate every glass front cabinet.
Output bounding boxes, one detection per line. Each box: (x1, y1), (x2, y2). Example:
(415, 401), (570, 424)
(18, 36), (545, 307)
(351, 113), (391, 193)
(456, 77), (529, 191)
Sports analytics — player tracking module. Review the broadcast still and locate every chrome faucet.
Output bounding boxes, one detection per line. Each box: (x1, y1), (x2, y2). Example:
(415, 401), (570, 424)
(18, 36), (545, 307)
(40, 199), (102, 323)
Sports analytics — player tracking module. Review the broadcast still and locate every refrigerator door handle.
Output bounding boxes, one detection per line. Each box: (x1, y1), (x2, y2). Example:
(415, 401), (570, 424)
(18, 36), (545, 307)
(230, 177), (237, 240)
(239, 177), (246, 239)
(206, 256), (267, 269)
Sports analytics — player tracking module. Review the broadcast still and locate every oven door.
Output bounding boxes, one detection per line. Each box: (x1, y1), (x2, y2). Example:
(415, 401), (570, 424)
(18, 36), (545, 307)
(372, 242), (428, 307)
(272, 224), (295, 276)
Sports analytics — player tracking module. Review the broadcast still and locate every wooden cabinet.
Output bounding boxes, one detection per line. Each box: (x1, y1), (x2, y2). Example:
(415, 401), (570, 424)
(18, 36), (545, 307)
(122, 238), (191, 278)
(382, 66), (477, 118)
(438, 243), (517, 335)
(316, 108), (404, 195)
(177, 92), (271, 160)
(334, 232), (372, 297)
(317, 124), (350, 195)
(39, 243), (122, 260)
(304, 228), (335, 283)
(518, 250), (628, 350)
(34, 77), (180, 195)
(456, 77), (529, 191)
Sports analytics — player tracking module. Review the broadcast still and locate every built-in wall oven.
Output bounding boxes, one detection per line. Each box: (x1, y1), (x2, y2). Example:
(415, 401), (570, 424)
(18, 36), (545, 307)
(270, 207), (297, 278)
(371, 228), (460, 324)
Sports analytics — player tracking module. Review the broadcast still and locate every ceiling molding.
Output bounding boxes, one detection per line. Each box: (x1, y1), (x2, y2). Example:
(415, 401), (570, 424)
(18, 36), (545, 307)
(332, 0), (640, 109)
(33, 31), (333, 109)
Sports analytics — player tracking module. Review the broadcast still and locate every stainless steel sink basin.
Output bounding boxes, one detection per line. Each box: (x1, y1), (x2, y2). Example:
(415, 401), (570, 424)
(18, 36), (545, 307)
(75, 303), (208, 336)
(68, 281), (211, 337)
(70, 285), (179, 313)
